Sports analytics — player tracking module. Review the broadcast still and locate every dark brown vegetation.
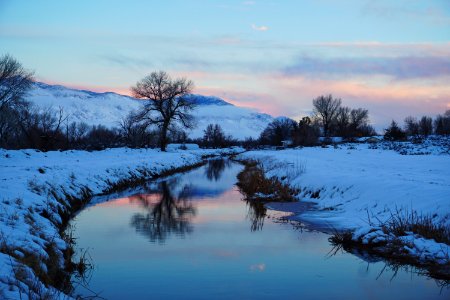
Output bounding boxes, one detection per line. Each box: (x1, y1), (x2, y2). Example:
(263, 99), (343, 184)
(236, 160), (298, 202)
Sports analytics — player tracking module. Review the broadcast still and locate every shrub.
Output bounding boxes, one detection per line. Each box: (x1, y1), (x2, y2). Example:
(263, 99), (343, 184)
(384, 120), (407, 141)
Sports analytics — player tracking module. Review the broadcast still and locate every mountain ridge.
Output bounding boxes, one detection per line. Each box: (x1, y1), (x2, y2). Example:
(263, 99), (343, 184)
(25, 82), (274, 139)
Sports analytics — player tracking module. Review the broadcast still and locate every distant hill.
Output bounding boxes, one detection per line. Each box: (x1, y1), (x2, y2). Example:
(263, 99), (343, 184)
(25, 82), (274, 139)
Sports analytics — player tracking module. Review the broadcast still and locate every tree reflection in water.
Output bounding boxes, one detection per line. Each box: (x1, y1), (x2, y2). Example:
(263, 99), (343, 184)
(205, 159), (230, 181)
(246, 200), (267, 232)
(130, 180), (196, 244)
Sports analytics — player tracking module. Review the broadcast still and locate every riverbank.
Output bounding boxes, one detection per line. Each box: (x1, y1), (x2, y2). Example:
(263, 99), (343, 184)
(0, 147), (242, 299)
(236, 139), (450, 274)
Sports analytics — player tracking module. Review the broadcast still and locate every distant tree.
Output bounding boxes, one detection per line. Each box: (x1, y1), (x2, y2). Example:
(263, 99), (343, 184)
(65, 121), (89, 148)
(332, 106), (371, 138)
(292, 116), (319, 146)
(13, 105), (68, 150)
(312, 94), (341, 137)
(418, 116), (433, 136)
(0, 105), (21, 147)
(404, 116), (420, 137)
(349, 108), (370, 136)
(131, 71), (195, 151)
(335, 106), (351, 137)
(384, 120), (407, 141)
(0, 54), (34, 112)
(434, 110), (450, 135)
(0, 54), (34, 148)
(119, 112), (156, 148)
(85, 125), (120, 150)
(259, 118), (296, 146)
(241, 136), (258, 149)
(168, 126), (188, 144)
(357, 124), (377, 137)
(203, 123), (226, 148)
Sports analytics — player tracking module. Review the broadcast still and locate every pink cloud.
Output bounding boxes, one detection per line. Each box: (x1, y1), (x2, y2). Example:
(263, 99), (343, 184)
(270, 73), (450, 127)
(40, 66), (450, 129)
(38, 77), (132, 96)
(283, 56), (450, 79)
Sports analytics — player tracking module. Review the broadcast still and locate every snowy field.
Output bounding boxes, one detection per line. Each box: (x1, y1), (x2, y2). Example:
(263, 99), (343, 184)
(237, 140), (450, 264)
(0, 147), (241, 299)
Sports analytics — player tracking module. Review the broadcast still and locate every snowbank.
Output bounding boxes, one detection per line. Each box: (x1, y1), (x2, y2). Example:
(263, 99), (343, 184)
(0, 147), (242, 299)
(236, 140), (450, 265)
(166, 143), (200, 151)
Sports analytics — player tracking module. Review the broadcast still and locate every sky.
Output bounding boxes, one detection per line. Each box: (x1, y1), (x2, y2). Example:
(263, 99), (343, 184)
(1, 0), (449, 128)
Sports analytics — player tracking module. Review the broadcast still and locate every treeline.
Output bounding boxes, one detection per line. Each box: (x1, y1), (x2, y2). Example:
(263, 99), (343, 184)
(0, 102), (200, 151)
(1, 54), (449, 151)
(256, 95), (375, 147)
(384, 111), (450, 141)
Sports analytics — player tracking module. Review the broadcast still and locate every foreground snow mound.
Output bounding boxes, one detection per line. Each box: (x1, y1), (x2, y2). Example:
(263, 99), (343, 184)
(351, 226), (449, 265)
(26, 82), (273, 139)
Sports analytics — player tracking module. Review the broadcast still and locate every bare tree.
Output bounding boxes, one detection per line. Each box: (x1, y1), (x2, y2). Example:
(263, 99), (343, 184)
(418, 116), (433, 136)
(404, 116), (419, 137)
(434, 110), (450, 135)
(349, 108), (369, 136)
(0, 55), (34, 147)
(0, 54), (34, 112)
(292, 116), (319, 146)
(131, 71), (195, 151)
(312, 94), (341, 137)
(17, 106), (68, 150)
(65, 121), (89, 148)
(203, 123), (226, 148)
(335, 106), (351, 137)
(259, 117), (296, 146)
(119, 112), (155, 148)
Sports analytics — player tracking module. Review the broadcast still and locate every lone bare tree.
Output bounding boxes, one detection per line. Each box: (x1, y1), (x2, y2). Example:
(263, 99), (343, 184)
(131, 71), (195, 151)
(0, 54), (34, 112)
(0, 54), (34, 147)
(312, 94), (341, 137)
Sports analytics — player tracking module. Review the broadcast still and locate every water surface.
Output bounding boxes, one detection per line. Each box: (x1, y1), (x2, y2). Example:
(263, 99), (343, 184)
(71, 159), (448, 299)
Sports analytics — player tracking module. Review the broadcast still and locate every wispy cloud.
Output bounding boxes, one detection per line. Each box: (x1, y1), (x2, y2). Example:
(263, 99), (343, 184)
(242, 1), (256, 5)
(251, 24), (269, 31)
(361, 1), (450, 25)
(283, 55), (450, 80)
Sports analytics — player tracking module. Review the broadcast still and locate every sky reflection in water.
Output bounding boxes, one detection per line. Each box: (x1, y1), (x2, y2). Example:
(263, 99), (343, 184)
(71, 159), (448, 300)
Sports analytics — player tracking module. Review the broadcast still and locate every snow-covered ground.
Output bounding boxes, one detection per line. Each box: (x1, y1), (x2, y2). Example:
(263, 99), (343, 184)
(26, 82), (273, 140)
(236, 140), (450, 265)
(0, 147), (242, 299)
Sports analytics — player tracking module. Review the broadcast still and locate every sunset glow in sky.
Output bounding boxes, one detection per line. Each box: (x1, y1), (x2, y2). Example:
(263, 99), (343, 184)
(1, 0), (449, 127)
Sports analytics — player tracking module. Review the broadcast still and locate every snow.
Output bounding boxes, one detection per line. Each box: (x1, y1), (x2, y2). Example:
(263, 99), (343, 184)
(0, 147), (242, 299)
(25, 82), (273, 140)
(236, 139), (450, 264)
(350, 226), (450, 265)
(166, 143), (200, 151)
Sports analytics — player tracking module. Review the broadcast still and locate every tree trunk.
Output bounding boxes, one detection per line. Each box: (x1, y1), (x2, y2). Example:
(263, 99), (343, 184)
(160, 122), (169, 151)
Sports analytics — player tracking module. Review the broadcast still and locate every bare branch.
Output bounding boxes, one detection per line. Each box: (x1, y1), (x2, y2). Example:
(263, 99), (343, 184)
(130, 71), (195, 151)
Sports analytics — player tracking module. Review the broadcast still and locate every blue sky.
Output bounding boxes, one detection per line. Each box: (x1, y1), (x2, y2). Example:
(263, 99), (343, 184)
(1, 0), (449, 127)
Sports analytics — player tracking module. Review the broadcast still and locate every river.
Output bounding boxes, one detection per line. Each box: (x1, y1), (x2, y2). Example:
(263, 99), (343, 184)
(69, 159), (447, 299)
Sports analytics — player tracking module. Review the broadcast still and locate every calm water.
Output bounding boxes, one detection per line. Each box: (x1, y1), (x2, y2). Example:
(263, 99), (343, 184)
(70, 159), (448, 299)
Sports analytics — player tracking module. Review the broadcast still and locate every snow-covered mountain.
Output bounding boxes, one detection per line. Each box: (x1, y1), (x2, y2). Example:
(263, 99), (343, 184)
(25, 82), (274, 139)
